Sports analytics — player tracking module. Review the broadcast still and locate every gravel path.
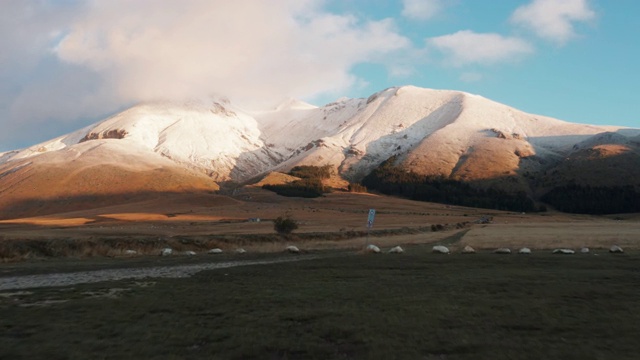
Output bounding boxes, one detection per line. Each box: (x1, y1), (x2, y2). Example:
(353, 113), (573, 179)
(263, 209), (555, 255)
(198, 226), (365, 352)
(0, 254), (334, 291)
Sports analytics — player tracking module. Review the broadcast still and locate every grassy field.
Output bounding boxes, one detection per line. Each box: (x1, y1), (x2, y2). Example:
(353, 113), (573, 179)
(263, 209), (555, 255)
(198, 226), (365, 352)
(1, 189), (638, 262)
(1, 245), (640, 359)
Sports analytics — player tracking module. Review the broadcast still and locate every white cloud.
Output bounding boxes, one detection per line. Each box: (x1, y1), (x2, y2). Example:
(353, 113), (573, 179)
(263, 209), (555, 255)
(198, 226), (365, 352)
(428, 30), (534, 66)
(510, 0), (596, 44)
(0, 0), (412, 149)
(401, 0), (444, 20)
(0, 1), (78, 70)
(54, 0), (410, 107)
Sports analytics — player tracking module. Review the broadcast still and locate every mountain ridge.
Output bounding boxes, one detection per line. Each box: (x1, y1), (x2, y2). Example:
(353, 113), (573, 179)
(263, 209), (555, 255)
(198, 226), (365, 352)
(1, 85), (639, 216)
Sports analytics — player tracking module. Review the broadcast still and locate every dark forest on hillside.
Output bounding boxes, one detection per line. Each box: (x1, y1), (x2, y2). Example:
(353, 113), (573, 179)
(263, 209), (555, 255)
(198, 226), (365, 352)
(361, 156), (536, 212)
(262, 165), (332, 198)
(541, 184), (640, 214)
(262, 161), (640, 215)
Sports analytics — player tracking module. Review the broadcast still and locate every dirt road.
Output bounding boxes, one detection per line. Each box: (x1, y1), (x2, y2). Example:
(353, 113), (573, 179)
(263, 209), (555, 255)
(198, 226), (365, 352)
(0, 254), (337, 291)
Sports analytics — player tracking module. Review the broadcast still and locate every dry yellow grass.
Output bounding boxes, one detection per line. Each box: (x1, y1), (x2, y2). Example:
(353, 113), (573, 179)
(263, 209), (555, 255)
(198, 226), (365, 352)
(243, 229), (462, 253)
(459, 221), (640, 250)
(0, 186), (638, 260)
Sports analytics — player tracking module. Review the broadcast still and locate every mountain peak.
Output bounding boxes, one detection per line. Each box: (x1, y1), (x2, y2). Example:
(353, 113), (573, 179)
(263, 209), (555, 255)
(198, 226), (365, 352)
(0, 85), (638, 197)
(273, 98), (317, 111)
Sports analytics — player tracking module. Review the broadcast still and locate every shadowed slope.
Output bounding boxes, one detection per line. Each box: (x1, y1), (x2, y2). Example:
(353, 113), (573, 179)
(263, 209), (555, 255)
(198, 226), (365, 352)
(0, 140), (219, 219)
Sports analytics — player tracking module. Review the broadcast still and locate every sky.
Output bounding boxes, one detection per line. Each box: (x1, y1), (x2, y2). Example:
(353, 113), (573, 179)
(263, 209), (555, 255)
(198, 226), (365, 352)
(1, 0), (638, 151)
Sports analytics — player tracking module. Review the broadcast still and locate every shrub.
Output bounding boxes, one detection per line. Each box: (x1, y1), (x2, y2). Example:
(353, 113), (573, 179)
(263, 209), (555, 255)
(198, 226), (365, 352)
(348, 183), (367, 193)
(289, 165), (332, 179)
(263, 165), (331, 198)
(263, 179), (324, 198)
(274, 215), (299, 235)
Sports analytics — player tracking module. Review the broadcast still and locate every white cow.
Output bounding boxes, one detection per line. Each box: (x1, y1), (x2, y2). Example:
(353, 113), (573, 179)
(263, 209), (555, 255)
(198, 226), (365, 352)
(432, 245), (450, 254)
(553, 248), (575, 255)
(461, 245), (476, 254)
(365, 244), (381, 253)
(610, 245), (624, 253)
(493, 248), (511, 254)
(286, 245), (300, 254)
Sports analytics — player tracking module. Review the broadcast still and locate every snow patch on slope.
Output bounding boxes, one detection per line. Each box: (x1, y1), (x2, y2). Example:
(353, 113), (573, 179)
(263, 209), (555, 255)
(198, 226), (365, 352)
(0, 86), (636, 186)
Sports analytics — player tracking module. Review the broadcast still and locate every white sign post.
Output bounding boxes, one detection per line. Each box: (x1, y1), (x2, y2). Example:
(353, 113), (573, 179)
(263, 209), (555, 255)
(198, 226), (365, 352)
(366, 209), (375, 245)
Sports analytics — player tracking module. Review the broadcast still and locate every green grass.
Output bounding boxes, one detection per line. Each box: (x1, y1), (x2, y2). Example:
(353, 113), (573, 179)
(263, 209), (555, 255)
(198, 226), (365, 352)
(1, 247), (640, 359)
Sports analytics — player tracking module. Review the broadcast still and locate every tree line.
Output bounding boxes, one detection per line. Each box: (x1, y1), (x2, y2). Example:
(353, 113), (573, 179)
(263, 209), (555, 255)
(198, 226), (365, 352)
(361, 156), (536, 212)
(541, 184), (640, 214)
(262, 165), (332, 198)
(262, 161), (640, 215)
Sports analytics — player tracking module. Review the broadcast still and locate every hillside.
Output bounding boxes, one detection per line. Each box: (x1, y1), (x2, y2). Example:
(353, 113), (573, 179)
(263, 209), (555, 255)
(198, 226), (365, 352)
(0, 85), (639, 216)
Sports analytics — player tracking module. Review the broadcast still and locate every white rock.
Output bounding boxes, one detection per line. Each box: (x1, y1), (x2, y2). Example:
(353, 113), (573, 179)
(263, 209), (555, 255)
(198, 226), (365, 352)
(493, 248), (511, 254)
(184, 251), (196, 256)
(553, 248), (575, 255)
(160, 248), (173, 256)
(432, 245), (450, 254)
(609, 245), (624, 253)
(461, 245), (476, 254)
(124, 250), (137, 255)
(235, 248), (247, 254)
(580, 247), (590, 254)
(518, 247), (531, 254)
(388, 246), (404, 254)
(208, 248), (223, 254)
(365, 244), (381, 253)
(286, 245), (300, 254)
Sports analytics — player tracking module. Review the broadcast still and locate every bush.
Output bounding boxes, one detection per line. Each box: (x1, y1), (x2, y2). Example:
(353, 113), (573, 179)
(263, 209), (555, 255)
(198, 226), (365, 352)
(289, 165), (332, 179)
(263, 165), (332, 198)
(348, 183), (367, 193)
(274, 215), (299, 235)
(263, 179), (324, 198)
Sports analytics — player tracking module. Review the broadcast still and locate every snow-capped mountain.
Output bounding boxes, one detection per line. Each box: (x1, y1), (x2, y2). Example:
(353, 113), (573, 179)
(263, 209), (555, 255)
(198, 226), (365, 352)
(1, 85), (639, 215)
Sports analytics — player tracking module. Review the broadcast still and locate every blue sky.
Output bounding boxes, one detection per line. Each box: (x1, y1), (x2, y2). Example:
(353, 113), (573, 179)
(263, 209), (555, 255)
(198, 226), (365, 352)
(326, 0), (639, 127)
(0, 0), (638, 151)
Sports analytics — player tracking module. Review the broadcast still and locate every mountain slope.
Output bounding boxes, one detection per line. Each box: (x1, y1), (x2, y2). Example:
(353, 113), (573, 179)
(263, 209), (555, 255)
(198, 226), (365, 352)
(255, 86), (638, 193)
(0, 85), (638, 216)
(0, 140), (220, 218)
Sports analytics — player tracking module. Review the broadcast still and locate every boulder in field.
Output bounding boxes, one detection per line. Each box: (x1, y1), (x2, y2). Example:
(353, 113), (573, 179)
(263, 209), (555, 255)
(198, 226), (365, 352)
(518, 247), (532, 254)
(235, 248), (247, 254)
(388, 246), (404, 254)
(160, 248), (173, 256)
(208, 248), (223, 254)
(580, 247), (590, 254)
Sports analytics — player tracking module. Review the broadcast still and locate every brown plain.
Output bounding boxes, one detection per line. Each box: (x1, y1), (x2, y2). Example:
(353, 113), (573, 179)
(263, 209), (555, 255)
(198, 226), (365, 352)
(0, 186), (638, 260)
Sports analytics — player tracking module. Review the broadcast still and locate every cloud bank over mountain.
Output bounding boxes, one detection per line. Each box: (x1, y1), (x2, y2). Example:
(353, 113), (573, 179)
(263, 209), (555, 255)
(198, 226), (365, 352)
(1, 0), (625, 152)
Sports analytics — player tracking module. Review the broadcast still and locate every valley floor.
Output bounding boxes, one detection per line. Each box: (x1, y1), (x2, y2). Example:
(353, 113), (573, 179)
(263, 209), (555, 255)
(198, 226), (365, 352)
(0, 189), (638, 261)
(1, 245), (639, 359)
